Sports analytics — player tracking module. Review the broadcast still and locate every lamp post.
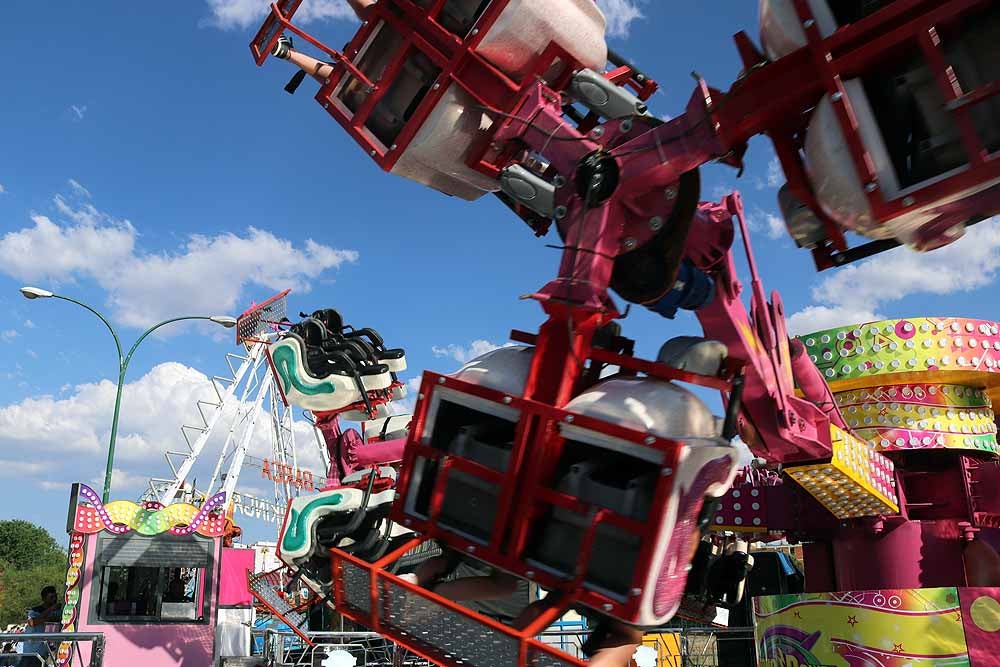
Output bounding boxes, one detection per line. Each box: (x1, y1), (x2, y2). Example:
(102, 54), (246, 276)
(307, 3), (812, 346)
(19, 286), (237, 502)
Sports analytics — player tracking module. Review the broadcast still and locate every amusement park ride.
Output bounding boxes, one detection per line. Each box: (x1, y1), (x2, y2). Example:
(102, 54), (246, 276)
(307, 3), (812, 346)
(48, 1), (999, 666)
(245, 0), (1000, 664)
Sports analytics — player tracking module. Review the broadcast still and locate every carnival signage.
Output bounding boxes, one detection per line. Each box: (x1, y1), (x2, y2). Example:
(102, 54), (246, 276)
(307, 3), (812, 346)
(231, 492), (285, 524)
(262, 459), (316, 491)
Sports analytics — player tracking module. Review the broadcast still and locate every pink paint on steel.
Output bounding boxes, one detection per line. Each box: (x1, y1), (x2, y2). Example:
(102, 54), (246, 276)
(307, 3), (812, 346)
(315, 415), (406, 487)
(72, 533), (223, 667)
(652, 457), (736, 617)
(218, 548), (255, 607)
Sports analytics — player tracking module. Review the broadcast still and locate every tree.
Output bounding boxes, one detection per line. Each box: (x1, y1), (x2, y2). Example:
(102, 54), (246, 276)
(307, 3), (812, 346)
(0, 521), (67, 628)
(0, 521), (64, 571)
(0, 562), (67, 628)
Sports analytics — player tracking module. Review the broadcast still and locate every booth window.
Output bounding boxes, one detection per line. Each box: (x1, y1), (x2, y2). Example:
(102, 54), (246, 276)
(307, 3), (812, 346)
(93, 534), (214, 624)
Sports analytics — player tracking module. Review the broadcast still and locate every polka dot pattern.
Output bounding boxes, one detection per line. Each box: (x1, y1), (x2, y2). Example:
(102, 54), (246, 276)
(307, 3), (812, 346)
(836, 383), (997, 453)
(70, 484), (231, 537)
(800, 318), (1000, 454)
(786, 426), (899, 520)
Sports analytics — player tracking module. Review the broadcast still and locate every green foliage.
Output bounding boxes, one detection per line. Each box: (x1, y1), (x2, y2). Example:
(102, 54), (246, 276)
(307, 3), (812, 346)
(0, 521), (66, 628)
(0, 521), (64, 570)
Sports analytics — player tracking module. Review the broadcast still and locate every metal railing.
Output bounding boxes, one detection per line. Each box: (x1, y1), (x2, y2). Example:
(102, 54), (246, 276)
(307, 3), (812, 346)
(0, 632), (105, 667)
(250, 626), (757, 667)
(253, 630), (429, 666)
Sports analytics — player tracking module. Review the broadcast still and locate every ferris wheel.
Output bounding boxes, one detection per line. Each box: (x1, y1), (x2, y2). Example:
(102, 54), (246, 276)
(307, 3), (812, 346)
(143, 290), (332, 526)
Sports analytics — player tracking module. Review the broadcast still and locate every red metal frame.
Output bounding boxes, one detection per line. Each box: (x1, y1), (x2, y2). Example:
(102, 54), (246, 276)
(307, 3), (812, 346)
(389, 369), (689, 622)
(235, 288), (291, 345)
(331, 536), (586, 667)
(247, 567), (316, 646)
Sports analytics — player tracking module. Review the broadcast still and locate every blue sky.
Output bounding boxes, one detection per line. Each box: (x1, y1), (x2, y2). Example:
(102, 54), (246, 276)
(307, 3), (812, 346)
(1, 0), (998, 545)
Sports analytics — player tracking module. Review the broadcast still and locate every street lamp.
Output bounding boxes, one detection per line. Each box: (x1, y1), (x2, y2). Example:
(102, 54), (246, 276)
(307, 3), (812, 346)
(20, 286), (237, 503)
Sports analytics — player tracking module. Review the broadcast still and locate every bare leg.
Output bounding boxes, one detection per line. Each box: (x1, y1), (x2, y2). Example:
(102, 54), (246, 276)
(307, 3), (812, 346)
(398, 555), (519, 601)
(432, 572), (518, 602)
(285, 49), (336, 84)
(347, 0), (378, 19)
(587, 623), (643, 667)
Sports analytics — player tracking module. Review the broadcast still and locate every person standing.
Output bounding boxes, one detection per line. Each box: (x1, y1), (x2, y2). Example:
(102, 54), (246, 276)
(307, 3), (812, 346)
(19, 586), (61, 665)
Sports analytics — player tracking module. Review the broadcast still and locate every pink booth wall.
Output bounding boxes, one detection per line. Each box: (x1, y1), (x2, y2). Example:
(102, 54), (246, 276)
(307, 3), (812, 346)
(72, 532), (222, 667)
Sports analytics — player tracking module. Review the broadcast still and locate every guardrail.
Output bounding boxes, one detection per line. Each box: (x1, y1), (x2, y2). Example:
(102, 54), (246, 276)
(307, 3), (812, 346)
(250, 625), (758, 666)
(0, 632), (105, 667)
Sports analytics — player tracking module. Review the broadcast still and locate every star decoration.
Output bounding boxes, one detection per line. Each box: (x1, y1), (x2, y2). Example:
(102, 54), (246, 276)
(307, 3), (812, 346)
(893, 643), (904, 654)
(847, 615), (858, 626)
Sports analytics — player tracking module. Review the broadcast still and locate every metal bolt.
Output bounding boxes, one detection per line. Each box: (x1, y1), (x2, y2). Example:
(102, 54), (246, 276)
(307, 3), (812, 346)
(390, 144), (398, 151)
(620, 118), (633, 133)
(631, 588), (642, 597)
(565, 415), (575, 423)
(370, 150), (377, 157)
(644, 436), (656, 445)
(831, 92), (843, 102)
(503, 396), (513, 404)
(471, 28), (479, 36)
(418, 393), (425, 401)
(803, 19), (815, 28)
(324, 79), (331, 85)
(553, 175), (566, 188)
(554, 206), (568, 219)
(623, 237), (637, 250)
(664, 187), (677, 200)
(525, 570), (535, 578)
(438, 377), (446, 385)
(466, 545), (476, 553)
(432, 82), (441, 90)
(591, 127), (605, 139)
(602, 603), (613, 611)
(404, 519), (412, 526)
(902, 196), (916, 207)
(865, 182), (879, 193)
(324, 102), (330, 109)
(662, 467), (674, 476)
(649, 217), (664, 231)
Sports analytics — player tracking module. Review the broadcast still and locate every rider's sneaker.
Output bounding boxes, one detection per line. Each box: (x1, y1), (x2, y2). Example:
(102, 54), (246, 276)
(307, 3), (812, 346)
(272, 35), (294, 60)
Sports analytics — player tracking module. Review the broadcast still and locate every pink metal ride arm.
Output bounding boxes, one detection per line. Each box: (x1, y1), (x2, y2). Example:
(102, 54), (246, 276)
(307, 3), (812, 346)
(501, 81), (840, 464)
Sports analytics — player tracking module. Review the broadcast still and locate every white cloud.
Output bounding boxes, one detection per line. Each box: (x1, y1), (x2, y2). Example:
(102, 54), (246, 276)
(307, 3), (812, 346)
(205, 0), (644, 39)
(1, 329), (18, 343)
(0, 193), (358, 331)
(23, 320), (35, 329)
(203, 0), (356, 30)
(432, 339), (513, 365)
(786, 221), (1000, 336)
(68, 179), (92, 198)
(0, 183), (6, 194)
(786, 305), (880, 337)
(766, 157), (783, 188)
(26, 349), (38, 359)
(0, 361), (329, 500)
(0, 460), (47, 477)
(596, 0), (644, 38)
(70, 104), (87, 120)
(747, 209), (786, 240)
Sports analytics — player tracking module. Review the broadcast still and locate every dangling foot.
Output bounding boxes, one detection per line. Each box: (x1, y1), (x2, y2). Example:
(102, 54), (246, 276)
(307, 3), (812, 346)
(272, 34), (294, 60)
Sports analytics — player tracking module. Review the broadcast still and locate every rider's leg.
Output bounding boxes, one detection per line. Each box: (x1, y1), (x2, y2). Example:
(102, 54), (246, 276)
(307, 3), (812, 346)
(347, 0), (377, 19)
(276, 43), (335, 83)
(398, 552), (519, 601)
(586, 623), (644, 667)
